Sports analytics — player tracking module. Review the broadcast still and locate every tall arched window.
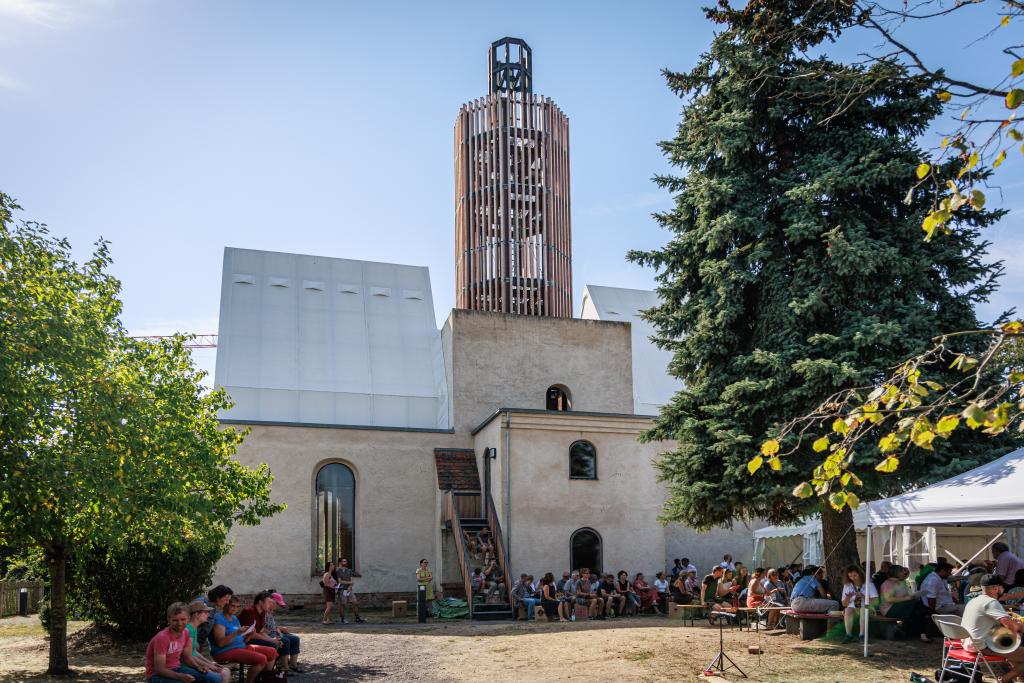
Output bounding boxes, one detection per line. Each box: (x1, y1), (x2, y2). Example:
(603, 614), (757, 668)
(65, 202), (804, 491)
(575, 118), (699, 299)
(569, 440), (597, 479)
(315, 463), (355, 573)
(571, 528), (602, 575)
(546, 385), (571, 411)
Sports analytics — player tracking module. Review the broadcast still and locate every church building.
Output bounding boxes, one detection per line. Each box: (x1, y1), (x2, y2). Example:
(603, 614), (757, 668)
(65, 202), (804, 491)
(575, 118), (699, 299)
(211, 38), (757, 611)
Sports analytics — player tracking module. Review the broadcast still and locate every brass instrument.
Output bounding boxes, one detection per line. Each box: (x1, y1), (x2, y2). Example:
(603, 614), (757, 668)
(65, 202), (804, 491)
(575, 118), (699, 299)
(985, 611), (1024, 654)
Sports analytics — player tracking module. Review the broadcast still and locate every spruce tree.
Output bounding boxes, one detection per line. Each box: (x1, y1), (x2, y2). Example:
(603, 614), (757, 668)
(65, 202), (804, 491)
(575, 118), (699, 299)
(629, 1), (1004, 588)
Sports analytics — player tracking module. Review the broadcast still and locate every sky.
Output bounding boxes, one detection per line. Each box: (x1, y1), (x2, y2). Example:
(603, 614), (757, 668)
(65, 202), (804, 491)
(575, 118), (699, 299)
(1, 0), (1021, 381)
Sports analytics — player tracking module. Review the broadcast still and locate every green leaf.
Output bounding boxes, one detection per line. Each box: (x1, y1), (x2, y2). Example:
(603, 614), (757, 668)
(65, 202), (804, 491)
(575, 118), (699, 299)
(747, 456), (763, 475)
(846, 492), (861, 509)
(1010, 129), (1023, 142)
(1013, 59), (1024, 77)
(829, 491), (848, 510)
(971, 190), (986, 210)
(963, 403), (987, 429)
(1007, 89), (1024, 110)
(936, 415), (959, 435)
(915, 163), (930, 179)
(812, 436), (830, 453)
(761, 439), (780, 456)
(792, 482), (814, 499)
(876, 456), (900, 473)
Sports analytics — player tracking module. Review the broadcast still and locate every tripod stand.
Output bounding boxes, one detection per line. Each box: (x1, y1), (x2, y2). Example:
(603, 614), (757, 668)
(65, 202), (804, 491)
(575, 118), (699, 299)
(704, 610), (747, 678)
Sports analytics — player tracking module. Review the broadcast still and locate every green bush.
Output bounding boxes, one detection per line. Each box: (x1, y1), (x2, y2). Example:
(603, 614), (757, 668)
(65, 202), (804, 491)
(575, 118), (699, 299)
(74, 538), (227, 640)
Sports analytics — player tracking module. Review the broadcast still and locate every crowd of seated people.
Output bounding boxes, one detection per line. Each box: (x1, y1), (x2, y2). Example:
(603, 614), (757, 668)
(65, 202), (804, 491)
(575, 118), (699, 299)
(145, 585), (305, 683)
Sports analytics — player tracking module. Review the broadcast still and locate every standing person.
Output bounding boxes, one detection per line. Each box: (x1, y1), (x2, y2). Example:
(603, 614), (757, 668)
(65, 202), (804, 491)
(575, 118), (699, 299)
(961, 574), (1024, 683)
(210, 594), (275, 683)
(790, 565), (840, 614)
(265, 592), (304, 674)
(416, 558), (435, 602)
(321, 562), (339, 624)
(145, 602), (220, 683)
(670, 558), (684, 578)
(721, 554), (736, 572)
(185, 600), (231, 683)
(683, 558), (698, 577)
(334, 558), (365, 623)
(990, 542), (1024, 588)
(840, 564), (878, 644)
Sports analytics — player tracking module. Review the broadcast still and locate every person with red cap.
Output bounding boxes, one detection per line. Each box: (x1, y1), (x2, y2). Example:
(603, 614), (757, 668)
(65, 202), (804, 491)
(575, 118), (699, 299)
(264, 591), (303, 674)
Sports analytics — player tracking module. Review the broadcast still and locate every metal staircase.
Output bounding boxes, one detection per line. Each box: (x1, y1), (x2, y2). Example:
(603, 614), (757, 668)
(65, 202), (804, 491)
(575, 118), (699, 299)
(443, 491), (513, 620)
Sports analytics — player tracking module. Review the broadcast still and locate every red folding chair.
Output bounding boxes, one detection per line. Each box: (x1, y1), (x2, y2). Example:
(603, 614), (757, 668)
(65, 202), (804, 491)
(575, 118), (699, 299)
(931, 614), (1007, 682)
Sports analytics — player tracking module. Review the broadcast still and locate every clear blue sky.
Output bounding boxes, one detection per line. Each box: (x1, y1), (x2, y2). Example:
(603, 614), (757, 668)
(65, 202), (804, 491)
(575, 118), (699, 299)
(1, 0), (1020, 379)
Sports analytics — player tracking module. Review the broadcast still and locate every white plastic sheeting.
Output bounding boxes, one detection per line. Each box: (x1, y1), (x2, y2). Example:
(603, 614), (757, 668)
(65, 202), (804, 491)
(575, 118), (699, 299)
(214, 248), (449, 429)
(579, 285), (681, 415)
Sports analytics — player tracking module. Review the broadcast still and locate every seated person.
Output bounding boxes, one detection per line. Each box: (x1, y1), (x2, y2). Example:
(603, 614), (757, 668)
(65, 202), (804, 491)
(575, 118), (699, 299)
(840, 564), (878, 643)
(511, 573), (539, 619)
(616, 571), (639, 615)
(633, 573), (661, 614)
(469, 567), (485, 598)
(653, 571), (671, 611)
(576, 568), (601, 618)
(557, 571), (579, 621)
(879, 564), (930, 643)
(717, 569), (740, 606)
(700, 566), (726, 609)
(146, 602), (221, 683)
(556, 571), (572, 592)
(210, 592), (277, 683)
(600, 573), (626, 618)
(763, 568), (788, 606)
(185, 600), (231, 683)
(789, 565), (840, 614)
(483, 559), (507, 602)
(538, 573), (561, 621)
(476, 527), (494, 563)
(265, 592), (303, 674)
(961, 574), (1024, 683)
(920, 561), (963, 616)
(1000, 569), (1024, 607)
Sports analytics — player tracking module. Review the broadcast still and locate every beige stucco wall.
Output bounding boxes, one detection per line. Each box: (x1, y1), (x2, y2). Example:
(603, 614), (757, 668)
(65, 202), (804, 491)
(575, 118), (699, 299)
(213, 423), (465, 594)
(664, 522), (765, 576)
(444, 310), (635, 433)
(473, 411), (668, 578)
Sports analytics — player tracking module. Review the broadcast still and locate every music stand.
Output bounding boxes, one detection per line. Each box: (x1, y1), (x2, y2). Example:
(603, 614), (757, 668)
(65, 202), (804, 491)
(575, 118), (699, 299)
(704, 610), (747, 678)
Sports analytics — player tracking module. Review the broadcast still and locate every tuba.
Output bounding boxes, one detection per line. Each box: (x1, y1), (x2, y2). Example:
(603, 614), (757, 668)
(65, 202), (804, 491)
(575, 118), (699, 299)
(985, 612), (1024, 654)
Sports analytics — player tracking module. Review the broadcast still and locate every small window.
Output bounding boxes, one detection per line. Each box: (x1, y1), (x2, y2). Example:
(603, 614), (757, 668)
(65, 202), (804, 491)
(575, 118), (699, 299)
(546, 385), (571, 411)
(569, 440), (597, 480)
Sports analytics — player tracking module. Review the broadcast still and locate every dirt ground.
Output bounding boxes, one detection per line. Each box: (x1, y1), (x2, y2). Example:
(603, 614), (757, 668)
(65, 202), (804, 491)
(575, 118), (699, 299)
(0, 612), (943, 682)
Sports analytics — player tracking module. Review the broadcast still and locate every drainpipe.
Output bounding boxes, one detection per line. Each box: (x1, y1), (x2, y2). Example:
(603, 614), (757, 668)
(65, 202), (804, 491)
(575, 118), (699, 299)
(504, 411), (512, 570)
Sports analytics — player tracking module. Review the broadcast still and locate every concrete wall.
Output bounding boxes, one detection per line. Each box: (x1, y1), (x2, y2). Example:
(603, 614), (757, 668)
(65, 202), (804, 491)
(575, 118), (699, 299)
(444, 310), (635, 433)
(474, 411), (668, 578)
(213, 423), (465, 594)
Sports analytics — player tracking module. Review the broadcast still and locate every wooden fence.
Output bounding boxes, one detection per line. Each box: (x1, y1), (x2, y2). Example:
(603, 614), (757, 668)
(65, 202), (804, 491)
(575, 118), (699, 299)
(0, 580), (45, 617)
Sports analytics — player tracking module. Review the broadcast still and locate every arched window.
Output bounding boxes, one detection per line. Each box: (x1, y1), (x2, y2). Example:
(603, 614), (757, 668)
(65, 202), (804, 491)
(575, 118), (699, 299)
(315, 463), (355, 573)
(571, 528), (602, 575)
(546, 385), (571, 411)
(569, 440), (597, 480)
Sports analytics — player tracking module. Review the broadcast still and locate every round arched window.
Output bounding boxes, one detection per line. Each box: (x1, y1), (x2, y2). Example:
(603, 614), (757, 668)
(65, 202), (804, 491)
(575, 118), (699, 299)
(314, 463), (355, 574)
(546, 385), (571, 411)
(569, 440), (597, 479)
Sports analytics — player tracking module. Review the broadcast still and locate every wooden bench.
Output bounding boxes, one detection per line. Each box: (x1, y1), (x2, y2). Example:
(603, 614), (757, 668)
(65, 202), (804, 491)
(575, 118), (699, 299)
(667, 603), (712, 626)
(782, 610), (901, 641)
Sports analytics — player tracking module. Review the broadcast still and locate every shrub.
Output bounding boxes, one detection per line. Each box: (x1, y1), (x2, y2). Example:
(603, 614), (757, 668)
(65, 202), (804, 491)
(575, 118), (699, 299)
(74, 538), (227, 640)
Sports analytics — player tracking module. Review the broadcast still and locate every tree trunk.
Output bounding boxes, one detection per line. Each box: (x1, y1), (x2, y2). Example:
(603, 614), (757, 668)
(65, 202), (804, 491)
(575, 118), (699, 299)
(819, 502), (860, 600)
(46, 543), (71, 676)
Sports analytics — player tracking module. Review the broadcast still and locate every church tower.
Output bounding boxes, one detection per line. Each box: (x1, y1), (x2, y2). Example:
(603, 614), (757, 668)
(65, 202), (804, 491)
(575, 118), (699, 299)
(454, 38), (572, 317)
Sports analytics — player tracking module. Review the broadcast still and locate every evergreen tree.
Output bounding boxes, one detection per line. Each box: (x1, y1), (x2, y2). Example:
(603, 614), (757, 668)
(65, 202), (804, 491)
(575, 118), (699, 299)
(629, 0), (1005, 588)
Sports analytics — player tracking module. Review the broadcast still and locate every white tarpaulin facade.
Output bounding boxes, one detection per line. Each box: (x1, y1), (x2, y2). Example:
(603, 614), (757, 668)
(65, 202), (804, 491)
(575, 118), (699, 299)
(753, 447), (1024, 571)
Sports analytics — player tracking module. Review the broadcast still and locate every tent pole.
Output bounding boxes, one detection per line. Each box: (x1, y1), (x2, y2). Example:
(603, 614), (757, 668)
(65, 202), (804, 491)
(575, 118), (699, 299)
(863, 519), (872, 658)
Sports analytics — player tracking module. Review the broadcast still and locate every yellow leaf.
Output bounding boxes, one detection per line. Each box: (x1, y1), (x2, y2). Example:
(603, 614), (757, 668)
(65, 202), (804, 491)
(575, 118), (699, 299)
(768, 456), (782, 471)
(829, 491), (848, 510)
(936, 415), (960, 435)
(995, 150), (1008, 168)
(846, 492), (861, 509)
(879, 432), (899, 453)
(876, 456), (900, 473)
(812, 435), (829, 452)
(761, 439), (780, 456)
(936, 91), (952, 103)
(1008, 89), (1024, 110)
(912, 429), (936, 450)
(832, 418), (848, 435)
(748, 456), (763, 475)
(1003, 15), (1012, 27)
(1002, 321), (1024, 335)
(915, 163), (930, 179)
(1014, 59), (1024, 77)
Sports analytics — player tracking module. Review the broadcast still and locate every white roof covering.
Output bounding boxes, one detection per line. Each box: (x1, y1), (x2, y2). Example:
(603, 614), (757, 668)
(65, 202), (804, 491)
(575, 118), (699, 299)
(214, 248), (449, 429)
(580, 285), (681, 415)
(865, 447), (1024, 528)
(754, 448), (1024, 540)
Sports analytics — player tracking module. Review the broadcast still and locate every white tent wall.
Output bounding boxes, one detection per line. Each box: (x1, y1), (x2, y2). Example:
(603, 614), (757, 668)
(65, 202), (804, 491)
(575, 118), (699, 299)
(753, 534), (803, 568)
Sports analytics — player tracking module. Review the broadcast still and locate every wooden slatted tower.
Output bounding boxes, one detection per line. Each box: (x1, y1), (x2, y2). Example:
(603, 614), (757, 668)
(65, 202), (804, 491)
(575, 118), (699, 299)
(454, 37), (572, 317)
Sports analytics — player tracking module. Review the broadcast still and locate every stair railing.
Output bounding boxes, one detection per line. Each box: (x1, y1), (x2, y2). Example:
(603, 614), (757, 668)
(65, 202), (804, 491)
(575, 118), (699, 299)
(444, 490), (479, 618)
(485, 493), (513, 617)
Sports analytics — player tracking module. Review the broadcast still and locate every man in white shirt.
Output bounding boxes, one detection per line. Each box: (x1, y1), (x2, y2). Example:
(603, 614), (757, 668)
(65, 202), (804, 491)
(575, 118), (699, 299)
(920, 562), (963, 615)
(961, 575), (1024, 683)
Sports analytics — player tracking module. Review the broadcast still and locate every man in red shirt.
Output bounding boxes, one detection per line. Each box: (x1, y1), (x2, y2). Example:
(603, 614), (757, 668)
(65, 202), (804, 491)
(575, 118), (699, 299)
(145, 602), (219, 683)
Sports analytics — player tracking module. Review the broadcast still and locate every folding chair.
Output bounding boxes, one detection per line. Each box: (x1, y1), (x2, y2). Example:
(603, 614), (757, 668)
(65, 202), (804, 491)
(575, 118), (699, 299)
(931, 614), (1007, 682)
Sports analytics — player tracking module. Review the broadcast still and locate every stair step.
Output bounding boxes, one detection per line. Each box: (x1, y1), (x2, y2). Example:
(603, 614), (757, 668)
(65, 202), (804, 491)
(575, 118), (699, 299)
(459, 518), (487, 526)
(472, 611), (513, 621)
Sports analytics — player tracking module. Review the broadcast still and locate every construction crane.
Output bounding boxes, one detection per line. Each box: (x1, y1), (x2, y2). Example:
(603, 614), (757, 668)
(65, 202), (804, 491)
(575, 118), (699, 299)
(131, 334), (218, 349)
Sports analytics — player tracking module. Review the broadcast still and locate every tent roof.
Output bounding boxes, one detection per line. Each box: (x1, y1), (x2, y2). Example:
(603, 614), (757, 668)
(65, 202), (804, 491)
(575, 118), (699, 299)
(864, 447), (1024, 528)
